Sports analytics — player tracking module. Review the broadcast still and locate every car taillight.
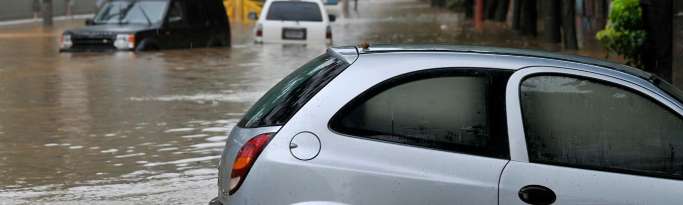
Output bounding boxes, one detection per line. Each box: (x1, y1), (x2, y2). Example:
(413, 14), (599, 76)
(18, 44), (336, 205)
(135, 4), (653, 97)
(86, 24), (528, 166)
(326, 25), (332, 39)
(114, 34), (135, 49)
(229, 133), (273, 195)
(60, 34), (72, 49)
(256, 24), (263, 37)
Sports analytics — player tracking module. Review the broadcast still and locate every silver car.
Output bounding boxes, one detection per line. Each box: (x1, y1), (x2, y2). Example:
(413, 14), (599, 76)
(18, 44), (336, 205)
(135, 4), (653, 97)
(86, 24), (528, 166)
(211, 45), (683, 205)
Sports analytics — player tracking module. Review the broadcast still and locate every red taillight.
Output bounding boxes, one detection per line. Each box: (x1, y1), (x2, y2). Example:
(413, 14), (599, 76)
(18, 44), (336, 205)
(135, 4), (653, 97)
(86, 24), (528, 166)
(128, 34), (136, 47)
(326, 26), (332, 39)
(229, 133), (273, 195)
(256, 24), (263, 37)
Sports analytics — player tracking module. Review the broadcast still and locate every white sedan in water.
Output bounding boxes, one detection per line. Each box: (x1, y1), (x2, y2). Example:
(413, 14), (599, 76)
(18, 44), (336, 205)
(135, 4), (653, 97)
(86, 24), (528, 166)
(252, 0), (336, 45)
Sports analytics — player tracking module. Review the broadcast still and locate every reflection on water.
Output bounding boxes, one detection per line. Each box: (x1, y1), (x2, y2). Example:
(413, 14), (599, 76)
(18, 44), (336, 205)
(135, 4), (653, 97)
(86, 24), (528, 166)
(0, 0), (612, 203)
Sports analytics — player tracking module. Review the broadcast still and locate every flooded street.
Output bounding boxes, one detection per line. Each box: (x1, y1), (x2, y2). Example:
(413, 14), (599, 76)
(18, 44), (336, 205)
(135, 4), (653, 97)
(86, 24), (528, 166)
(0, 0), (611, 204)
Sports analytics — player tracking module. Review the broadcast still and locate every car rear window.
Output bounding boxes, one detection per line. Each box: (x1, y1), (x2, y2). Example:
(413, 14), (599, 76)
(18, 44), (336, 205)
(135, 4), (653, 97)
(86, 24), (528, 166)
(266, 1), (323, 22)
(238, 52), (350, 128)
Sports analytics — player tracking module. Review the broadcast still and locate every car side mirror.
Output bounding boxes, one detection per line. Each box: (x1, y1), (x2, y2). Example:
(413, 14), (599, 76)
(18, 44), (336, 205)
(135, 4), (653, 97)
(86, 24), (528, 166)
(85, 18), (95, 26)
(328, 14), (336, 22)
(248, 12), (258, 20)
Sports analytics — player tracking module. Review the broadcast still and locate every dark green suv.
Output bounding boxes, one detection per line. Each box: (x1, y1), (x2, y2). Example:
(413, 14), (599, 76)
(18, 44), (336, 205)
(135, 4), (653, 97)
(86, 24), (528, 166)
(60, 0), (230, 52)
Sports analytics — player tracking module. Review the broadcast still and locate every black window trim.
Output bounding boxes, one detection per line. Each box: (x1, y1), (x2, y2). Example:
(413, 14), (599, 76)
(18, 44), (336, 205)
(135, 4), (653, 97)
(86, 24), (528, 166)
(519, 72), (683, 181)
(328, 67), (512, 159)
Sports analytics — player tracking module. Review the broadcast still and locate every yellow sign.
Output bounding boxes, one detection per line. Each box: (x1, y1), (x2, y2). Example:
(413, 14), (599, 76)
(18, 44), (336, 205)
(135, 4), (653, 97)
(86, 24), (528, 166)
(224, 0), (263, 24)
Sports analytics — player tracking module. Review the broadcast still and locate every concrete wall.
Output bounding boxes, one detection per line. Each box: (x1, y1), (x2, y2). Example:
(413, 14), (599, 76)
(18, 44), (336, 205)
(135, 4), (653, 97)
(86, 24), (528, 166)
(0, 0), (97, 21)
(674, 1), (683, 88)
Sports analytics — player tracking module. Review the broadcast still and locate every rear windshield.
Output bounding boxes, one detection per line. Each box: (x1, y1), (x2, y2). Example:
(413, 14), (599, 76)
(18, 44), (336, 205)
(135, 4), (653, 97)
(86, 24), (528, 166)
(238, 52), (351, 128)
(266, 1), (323, 22)
(94, 1), (168, 25)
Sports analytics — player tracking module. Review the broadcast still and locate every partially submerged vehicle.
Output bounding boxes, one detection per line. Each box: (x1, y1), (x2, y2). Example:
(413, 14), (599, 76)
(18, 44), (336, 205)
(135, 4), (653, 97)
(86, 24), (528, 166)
(60, 0), (230, 52)
(252, 0), (335, 45)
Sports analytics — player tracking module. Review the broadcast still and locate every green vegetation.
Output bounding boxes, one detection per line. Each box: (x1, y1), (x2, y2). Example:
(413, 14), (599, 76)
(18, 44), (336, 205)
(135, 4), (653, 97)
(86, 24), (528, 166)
(596, 0), (646, 67)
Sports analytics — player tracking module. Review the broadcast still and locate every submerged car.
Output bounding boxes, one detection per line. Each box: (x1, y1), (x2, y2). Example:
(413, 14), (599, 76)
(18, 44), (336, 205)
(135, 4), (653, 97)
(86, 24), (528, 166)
(60, 0), (230, 52)
(211, 44), (683, 205)
(252, 0), (335, 45)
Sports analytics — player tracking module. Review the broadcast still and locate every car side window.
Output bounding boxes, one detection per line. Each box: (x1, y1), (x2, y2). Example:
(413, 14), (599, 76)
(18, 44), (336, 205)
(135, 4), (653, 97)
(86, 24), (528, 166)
(166, 1), (188, 28)
(330, 69), (510, 158)
(521, 75), (683, 179)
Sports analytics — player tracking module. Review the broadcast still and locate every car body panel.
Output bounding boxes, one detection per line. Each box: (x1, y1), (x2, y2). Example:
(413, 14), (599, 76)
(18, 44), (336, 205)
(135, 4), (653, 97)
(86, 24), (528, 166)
(67, 24), (159, 34)
(500, 161), (683, 205)
(216, 126), (281, 203)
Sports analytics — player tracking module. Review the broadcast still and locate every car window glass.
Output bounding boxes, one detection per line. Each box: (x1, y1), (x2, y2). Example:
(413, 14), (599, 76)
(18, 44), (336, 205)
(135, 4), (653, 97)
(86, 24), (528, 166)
(521, 75), (683, 179)
(331, 70), (510, 158)
(167, 1), (188, 27)
(238, 53), (351, 128)
(94, 1), (168, 24)
(266, 1), (323, 22)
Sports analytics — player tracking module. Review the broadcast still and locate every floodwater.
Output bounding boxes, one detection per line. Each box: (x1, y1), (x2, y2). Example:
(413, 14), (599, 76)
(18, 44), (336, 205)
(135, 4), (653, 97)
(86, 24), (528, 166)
(0, 0), (611, 204)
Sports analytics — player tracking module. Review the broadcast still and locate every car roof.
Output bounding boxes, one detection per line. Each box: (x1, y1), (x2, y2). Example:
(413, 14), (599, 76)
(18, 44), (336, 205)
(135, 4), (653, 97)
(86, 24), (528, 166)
(329, 44), (683, 108)
(331, 44), (654, 81)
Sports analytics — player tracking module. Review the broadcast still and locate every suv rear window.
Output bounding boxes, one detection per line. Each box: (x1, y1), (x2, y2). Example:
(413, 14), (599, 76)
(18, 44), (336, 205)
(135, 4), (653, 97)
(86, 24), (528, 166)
(266, 1), (323, 22)
(238, 52), (351, 128)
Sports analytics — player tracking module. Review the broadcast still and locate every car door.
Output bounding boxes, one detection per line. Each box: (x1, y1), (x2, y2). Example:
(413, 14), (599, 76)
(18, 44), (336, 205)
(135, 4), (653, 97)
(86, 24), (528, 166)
(500, 67), (683, 205)
(159, 0), (191, 48)
(184, 0), (211, 47)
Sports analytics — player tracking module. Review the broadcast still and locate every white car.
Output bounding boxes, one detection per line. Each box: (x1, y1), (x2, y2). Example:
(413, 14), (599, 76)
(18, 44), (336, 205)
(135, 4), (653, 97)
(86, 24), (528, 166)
(253, 0), (335, 44)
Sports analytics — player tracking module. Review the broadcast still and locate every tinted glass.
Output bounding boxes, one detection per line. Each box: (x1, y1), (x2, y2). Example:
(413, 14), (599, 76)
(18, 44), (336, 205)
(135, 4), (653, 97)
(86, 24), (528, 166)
(522, 75), (683, 178)
(94, 1), (168, 24)
(238, 53), (350, 128)
(332, 70), (509, 158)
(266, 1), (323, 22)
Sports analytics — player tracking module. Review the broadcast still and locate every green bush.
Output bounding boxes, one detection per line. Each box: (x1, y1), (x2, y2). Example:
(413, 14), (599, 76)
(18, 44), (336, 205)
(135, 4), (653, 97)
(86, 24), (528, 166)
(596, 0), (646, 67)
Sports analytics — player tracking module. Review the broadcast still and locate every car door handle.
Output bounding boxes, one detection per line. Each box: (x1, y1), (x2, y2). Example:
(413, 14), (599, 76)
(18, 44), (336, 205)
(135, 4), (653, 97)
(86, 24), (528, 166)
(518, 185), (556, 205)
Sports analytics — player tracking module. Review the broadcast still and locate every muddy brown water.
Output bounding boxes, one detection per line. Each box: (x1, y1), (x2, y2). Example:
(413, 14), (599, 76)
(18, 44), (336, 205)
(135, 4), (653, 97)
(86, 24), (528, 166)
(0, 0), (612, 204)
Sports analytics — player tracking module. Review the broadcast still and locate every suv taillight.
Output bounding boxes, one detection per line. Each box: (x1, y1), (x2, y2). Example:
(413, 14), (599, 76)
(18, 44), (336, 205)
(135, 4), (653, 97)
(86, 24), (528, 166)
(229, 133), (273, 194)
(326, 25), (332, 39)
(256, 24), (263, 37)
